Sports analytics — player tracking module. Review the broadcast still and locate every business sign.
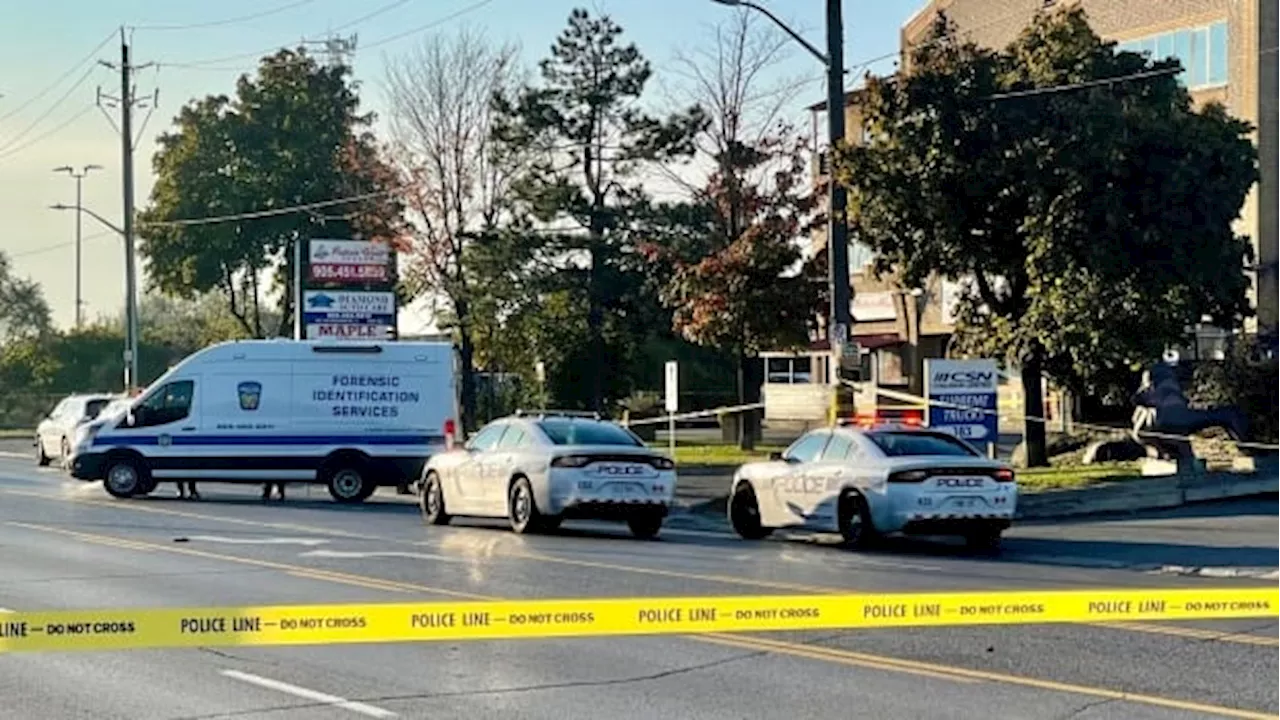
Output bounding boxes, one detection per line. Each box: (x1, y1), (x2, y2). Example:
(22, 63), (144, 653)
(302, 291), (396, 326)
(924, 358), (998, 442)
(306, 323), (393, 340)
(308, 239), (392, 282)
(852, 291), (897, 322)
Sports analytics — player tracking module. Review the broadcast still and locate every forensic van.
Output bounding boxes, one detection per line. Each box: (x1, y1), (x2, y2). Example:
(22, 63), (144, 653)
(69, 339), (459, 503)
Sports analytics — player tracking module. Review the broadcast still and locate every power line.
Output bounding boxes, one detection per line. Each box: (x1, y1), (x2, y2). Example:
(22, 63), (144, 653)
(0, 64), (104, 153)
(159, 0), (417, 69)
(130, 0), (315, 31)
(986, 66), (1179, 100)
(0, 105), (96, 161)
(143, 187), (408, 227)
(0, 30), (114, 123)
(10, 230), (116, 260)
(162, 0), (493, 71)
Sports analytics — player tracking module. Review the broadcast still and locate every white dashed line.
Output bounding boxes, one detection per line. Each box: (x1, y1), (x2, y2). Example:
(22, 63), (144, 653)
(220, 670), (397, 718)
(186, 535), (330, 547)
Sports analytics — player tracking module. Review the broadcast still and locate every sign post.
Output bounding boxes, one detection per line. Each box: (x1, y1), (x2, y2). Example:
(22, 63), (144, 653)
(664, 361), (678, 462)
(923, 359), (999, 453)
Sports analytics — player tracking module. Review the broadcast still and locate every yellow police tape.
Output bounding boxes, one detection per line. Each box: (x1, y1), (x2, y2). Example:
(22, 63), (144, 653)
(1, 587), (1275, 653)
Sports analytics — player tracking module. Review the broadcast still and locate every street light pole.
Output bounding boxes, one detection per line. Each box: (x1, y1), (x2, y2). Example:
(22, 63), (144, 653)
(53, 165), (104, 329)
(710, 0), (853, 350)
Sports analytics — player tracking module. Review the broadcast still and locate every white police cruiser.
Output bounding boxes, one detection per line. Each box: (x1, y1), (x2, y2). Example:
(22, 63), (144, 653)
(69, 339), (458, 502)
(420, 411), (676, 538)
(727, 423), (1016, 550)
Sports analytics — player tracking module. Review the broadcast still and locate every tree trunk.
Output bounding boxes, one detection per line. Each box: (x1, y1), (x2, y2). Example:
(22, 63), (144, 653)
(456, 298), (478, 432)
(1021, 348), (1048, 467)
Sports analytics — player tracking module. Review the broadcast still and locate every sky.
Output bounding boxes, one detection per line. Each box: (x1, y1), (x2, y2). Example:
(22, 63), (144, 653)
(0, 0), (926, 333)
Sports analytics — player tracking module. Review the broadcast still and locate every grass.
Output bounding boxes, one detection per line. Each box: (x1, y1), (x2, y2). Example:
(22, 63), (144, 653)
(647, 442), (782, 467)
(1015, 462), (1143, 492)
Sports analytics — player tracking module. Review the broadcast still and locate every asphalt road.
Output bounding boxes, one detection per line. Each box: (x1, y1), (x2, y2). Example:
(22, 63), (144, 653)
(0, 456), (1275, 720)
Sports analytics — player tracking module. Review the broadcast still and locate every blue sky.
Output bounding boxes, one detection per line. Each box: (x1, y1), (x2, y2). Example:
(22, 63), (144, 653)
(0, 0), (925, 330)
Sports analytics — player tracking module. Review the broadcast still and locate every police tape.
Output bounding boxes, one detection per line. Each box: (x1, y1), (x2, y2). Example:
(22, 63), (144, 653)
(1, 587), (1276, 653)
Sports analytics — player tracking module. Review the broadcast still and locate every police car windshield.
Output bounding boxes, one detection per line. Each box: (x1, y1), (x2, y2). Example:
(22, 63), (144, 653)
(867, 432), (978, 457)
(537, 419), (642, 446)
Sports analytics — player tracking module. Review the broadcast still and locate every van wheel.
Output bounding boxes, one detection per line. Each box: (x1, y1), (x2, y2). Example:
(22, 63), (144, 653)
(35, 438), (50, 467)
(135, 477), (157, 497)
(838, 490), (876, 549)
(104, 456), (146, 499)
(325, 463), (370, 504)
(729, 482), (772, 540)
(420, 472), (451, 525)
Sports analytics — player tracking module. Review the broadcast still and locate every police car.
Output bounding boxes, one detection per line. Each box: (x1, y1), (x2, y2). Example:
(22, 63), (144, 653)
(420, 411), (676, 538)
(727, 423), (1016, 550)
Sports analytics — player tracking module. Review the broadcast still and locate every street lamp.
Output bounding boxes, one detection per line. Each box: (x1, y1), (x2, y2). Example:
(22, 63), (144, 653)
(52, 164), (104, 328)
(711, 0), (853, 357)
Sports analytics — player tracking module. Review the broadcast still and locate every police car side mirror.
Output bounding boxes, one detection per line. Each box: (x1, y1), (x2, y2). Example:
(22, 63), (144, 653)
(769, 451), (786, 462)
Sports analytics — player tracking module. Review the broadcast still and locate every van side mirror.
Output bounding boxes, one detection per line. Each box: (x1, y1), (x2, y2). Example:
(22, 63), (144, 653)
(769, 451), (786, 462)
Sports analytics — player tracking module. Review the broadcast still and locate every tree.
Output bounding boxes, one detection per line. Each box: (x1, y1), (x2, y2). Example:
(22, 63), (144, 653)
(492, 8), (705, 412)
(834, 8), (1256, 466)
(138, 49), (404, 338)
(0, 251), (52, 343)
(643, 10), (820, 448)
(384, 28), (524, 432)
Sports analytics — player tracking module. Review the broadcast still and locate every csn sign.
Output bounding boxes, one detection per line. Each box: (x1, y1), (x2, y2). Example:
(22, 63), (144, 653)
(924, 358), (999, 442)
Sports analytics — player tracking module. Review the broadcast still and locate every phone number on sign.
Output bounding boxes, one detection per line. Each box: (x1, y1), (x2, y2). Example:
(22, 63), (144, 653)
(310, 264), (388, 281)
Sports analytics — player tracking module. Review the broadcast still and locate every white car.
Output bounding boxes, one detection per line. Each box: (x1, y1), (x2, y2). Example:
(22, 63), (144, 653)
(35, 393), (117, 468)
(727, 424), (1016, 550)
(420, 412), (676, 538)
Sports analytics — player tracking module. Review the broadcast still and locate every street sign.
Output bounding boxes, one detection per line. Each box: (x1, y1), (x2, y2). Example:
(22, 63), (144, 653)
(664, 361), (678, 413)
(923, 358), (999, 442)
(308, 239), (391, 282)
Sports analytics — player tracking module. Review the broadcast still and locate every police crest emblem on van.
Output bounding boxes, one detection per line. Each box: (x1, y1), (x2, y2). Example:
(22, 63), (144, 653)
(237, 382), (262, 411)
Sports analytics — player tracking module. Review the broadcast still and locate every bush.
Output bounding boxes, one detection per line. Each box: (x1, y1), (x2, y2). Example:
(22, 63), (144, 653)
(1190, 337), (1278, 444)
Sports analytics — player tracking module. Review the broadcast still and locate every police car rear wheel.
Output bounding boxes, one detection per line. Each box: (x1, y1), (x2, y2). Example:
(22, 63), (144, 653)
(508, 477), (545, 534)
(838, 491), (875, 549)
(965, 529), (1002, 553)
(421, 472), (451, 525)
(104, 458), (144, 499)
(627, 511), (663, 540)
(729, 482), (771, 540)
(327, 466), (369, 504)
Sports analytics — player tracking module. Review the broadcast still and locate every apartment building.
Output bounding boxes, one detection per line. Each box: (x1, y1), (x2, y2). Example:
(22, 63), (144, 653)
(803, 0), (1276, 399)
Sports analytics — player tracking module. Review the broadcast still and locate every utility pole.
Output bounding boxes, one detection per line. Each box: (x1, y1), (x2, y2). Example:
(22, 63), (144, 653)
(98, 28), (154, 391)
(825, 0), (852, 352)
(53, 164), (104, 329)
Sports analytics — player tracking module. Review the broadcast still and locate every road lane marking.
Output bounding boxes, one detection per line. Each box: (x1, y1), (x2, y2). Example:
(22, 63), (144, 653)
(7, 522), (490, 601)
(302, 550), (463, 563)
(695, 634), (980, 683)
(221, 670), (396, 718)
(188, 535), (331, 547)
(700, 634), (1277, 720)
(1102, 621), (1279, 647)
(9, 521), (1275, 717)
(2, 488), (1274, 648)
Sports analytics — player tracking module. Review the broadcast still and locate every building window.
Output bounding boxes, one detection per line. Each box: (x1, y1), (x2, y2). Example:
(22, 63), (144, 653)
(1116, 21), (1228, 90)
(767, 357), (815, 384)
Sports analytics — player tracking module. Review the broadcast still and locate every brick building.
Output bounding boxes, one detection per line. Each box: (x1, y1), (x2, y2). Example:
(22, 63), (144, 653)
(804, 0), (1276, 397)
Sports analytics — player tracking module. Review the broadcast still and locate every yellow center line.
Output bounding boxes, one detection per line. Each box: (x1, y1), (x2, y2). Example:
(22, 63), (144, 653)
(6, 521), (490, 601)
(699, 633), (1279, 720)
(7, 520), (1274, 718)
